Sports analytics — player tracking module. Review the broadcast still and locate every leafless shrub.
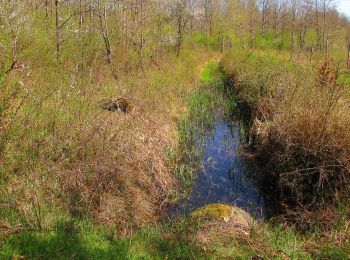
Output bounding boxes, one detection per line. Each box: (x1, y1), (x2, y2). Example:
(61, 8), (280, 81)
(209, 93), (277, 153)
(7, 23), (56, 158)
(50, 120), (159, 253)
(262, 60), (350, 219)
(223, 53), (350, 227)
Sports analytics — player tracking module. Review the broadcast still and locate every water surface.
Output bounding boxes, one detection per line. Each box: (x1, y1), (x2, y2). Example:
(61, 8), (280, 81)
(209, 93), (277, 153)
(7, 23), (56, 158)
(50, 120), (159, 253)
(169, 111), (268, 219)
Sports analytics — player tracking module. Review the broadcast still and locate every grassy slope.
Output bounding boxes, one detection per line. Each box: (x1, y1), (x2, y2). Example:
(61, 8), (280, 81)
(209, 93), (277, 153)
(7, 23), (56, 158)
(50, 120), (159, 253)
(221, 49), (350, 206)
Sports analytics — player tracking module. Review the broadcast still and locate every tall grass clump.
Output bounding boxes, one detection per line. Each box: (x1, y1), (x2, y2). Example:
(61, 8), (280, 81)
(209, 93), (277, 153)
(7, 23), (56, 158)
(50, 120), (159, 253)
(221, 50), (350, 226)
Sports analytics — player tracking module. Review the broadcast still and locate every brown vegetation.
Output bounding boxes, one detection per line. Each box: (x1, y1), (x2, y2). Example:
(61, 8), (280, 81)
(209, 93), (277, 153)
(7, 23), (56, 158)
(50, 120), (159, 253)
(0, 49), (217, 235)
(0, 0), (224, 236)
(222, 51), (350, 227)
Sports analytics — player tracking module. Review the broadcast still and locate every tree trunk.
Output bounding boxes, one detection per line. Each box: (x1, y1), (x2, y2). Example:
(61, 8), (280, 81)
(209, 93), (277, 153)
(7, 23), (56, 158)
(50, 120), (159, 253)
(273, 3), (277, 36)
(322, 0), (326, 49)
(310, 46), (314, 64)
(316, 0), (321, 49)
(12, 32), (19, 64)
(249, 0), (255, 49)
(204, 0), (212, 36)
(176, 13), (183, 58)
(326, 35), (329, 58)
(90, 0), (93, 22)
(156, 2), (162, 64)
(55, 0), (62, 61)
(290, 0), (296, 59)
(79, 0), (83, 30)
(261, 0), (269, 35)
(98, 1), (117, 79)
(139, 0), (144, 70)
(45, 0), (49, 23)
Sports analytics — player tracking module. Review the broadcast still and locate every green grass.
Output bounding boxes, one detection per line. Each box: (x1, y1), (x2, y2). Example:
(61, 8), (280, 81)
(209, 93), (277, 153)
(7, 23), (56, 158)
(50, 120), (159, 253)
(1, 218), (206, 259)
(1, 213), (336, 259)
(201, 60), (225, 88)
(317, 245), (350, 259)
(190, 32), (222, 49)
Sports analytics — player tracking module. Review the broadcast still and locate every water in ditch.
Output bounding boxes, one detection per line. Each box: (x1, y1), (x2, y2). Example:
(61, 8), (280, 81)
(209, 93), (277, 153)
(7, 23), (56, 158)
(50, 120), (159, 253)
(168, 110), (272, 219)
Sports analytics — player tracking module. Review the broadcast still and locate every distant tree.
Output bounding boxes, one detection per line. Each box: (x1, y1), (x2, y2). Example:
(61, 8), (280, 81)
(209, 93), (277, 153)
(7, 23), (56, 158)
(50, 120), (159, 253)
(248, 0), (258, 48)
(169, 0), (192, 57)
(97, 0), (117, 78)
(204, 0), (213, 36)
(259, 0), (270, 35)
(290, 0), (297, 57)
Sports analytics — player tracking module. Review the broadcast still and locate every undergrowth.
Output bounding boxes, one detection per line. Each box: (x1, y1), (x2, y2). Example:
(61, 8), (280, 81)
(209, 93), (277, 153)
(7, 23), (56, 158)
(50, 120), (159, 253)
(0, 19), (219, 242)
(221, 50), (350, 233)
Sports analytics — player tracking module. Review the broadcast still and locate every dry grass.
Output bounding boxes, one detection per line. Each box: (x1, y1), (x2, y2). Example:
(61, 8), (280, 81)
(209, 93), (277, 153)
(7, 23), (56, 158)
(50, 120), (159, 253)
(268, 60), (350, 207)
(0, 47), (218, 236)
(221, 50), (350, 227)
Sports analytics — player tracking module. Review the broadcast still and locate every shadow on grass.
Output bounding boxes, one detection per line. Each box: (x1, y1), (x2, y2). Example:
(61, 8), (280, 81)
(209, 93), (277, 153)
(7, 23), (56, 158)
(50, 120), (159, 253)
(0, 219), (206, 259)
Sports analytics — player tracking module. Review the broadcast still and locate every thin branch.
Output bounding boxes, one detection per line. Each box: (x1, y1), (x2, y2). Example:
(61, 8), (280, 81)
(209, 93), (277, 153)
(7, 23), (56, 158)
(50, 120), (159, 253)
(58, 9), (91, 29)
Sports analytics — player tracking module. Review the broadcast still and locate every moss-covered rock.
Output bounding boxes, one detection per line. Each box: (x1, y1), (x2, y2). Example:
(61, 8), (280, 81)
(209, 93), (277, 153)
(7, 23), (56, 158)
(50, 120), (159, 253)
(190, 203), (253, 228)
(189, 204), (254, 249)
(191, 203), (233, 222)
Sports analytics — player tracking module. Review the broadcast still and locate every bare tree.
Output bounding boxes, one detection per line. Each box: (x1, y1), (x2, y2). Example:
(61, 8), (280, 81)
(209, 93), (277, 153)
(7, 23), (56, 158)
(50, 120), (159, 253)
(259, 0), (270, 35)
(0, 1), (29, 70)
(79, 0), (84, 30)
(97, 0), (117, 79)
(55, 0), (62, 61)
(170, 0), (191, 57)
(315, 0), (321, 49)
(290, 0), (297, 58)
(204, 0), (213, 36)
(248, 0), (257, 48)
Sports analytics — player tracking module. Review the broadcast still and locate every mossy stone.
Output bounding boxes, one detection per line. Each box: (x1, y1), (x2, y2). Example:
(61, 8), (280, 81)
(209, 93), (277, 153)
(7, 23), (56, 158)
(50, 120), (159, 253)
(190, 203), (253, 228)
(191, 203), (233, 222)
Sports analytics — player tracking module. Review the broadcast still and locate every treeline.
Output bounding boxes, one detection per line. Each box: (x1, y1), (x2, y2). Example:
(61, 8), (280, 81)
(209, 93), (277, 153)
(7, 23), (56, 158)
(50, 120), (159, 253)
(1, 0), (350, 77)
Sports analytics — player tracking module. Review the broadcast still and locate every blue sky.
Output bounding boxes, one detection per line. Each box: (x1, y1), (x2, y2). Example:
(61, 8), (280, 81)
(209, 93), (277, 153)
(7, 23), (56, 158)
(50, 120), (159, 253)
(337, 0), (350, 17)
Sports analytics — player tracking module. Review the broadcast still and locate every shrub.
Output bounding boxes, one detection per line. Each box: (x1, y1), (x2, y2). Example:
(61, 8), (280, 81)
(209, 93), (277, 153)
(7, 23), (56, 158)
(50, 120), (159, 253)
(221, 50), (350, 223)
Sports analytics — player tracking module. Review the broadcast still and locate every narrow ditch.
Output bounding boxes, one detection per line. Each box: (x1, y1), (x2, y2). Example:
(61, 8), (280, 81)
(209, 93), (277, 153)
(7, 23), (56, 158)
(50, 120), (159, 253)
(166, 60), (276, 220)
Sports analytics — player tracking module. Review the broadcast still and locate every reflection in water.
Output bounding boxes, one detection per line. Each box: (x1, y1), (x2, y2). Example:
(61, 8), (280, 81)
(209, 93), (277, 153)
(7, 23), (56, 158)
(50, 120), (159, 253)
(170, 112), (267, 219)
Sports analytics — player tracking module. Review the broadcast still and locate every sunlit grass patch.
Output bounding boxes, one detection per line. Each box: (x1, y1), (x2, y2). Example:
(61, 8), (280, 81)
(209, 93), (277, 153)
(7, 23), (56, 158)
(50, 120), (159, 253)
(201, 60), (224, 86)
